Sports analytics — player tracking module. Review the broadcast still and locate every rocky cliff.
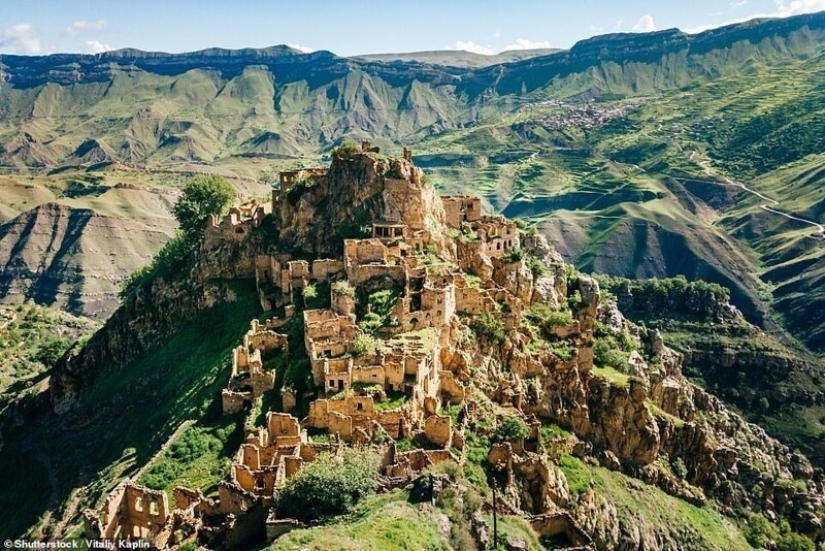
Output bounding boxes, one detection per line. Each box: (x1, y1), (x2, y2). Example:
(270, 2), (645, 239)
(0, 187), (178, 318)
(43, 150), (825, 549)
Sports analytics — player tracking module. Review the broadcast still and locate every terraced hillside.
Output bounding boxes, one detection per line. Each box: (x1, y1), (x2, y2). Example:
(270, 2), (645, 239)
(0, 13), (824, 348)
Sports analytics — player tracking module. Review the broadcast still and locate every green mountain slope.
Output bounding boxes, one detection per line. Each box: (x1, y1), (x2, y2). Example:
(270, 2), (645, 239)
(0, 15), (824, 346)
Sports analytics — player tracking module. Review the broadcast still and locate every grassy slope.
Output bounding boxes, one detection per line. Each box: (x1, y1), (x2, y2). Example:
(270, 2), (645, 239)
(269, 444), (752, 551)
(270, 490), (453, 551)
(0, 304), (98, 392)
(416, 49), (825, 353)
(0, 280), (259, 540)
(557, 450), (752, 551)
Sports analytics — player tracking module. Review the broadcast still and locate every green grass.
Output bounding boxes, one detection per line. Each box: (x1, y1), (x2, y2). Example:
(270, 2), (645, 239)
(271, 490), (451, 551)
(139, 415), (243, 498)
(647, 400), (685, 428)
(591, 365), (631, 388)
(374, 391), (409, 412)
(484, 514), (543, 550)
(0, 280), (261, 539)
(555, 453), (752, 550)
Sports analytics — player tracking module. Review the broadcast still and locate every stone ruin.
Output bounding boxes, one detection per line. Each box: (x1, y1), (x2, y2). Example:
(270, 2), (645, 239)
(221, 319), (283, 414)
(87, 145), (575, 549)
(529, 513), (595, 551)
(85, 481), (170, 542)
(204, 197), (271, 246)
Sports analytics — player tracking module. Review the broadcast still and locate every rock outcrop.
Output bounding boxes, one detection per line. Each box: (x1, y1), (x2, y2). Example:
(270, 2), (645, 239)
(52, 149), (824, 549)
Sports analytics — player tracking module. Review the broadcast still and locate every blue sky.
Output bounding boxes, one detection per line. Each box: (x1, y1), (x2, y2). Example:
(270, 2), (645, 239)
(1, 0), (824, 56)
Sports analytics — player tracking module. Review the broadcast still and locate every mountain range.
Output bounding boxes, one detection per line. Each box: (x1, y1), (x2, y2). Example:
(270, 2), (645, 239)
(0, 14), (823, 335)
(3, 10), (825, 548)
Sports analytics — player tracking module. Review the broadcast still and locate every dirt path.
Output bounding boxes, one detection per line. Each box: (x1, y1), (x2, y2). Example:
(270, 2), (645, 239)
(679, 153), (824, 240)
(685, 152), (779, 204)
(760, 205), (825, 238)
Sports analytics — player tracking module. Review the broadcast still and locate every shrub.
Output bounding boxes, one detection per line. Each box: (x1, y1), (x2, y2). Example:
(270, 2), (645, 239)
(303, 284), (318, 300)
(671, 457), (688, 480)
(302, 282), (329, 310)
(36, 338), (70, 367)
(566, 290), (584, 312)
(525, 254), (547, 278)
(471, 312), (507, 345)
(331, 140), (361, 161)
(775, 532), (815, 551)
(352, 334), (379, 356)
(745, 514), (776, 549)
(529, 303), (572, 327)
(594, 337), (629, 372)
(501, 248), (525, 264)
(331, 280), (356, 299)
(549, 342), (575, 361)
(276, 449), (379, 522)
(494, 416), (530, 442)
(358, 312), (383, 334)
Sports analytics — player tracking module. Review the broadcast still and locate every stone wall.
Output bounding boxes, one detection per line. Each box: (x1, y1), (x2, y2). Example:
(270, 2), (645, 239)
(84, 480), (171, 542)
(442, 196), (483, 228)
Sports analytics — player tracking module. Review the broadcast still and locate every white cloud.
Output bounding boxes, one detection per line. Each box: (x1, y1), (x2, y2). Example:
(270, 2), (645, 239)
(614, 19), (625, 31)
(0, 23), (50, 54)
(493, 29), (501, 39)
(775, 0), (825, 15)
(448, 38), (551, 55)
(287, 43), (314, 53)
(503, 38), (553, 50)
(66, 19), (108, 36)
(687, 0), (825, 34)
(451, 40), (495, 55)
(730, 0), (749, 8)
(85, 40), (111, 54)
(631, 15), (658, 32)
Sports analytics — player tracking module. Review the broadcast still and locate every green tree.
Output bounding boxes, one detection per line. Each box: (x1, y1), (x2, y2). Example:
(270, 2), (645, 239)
(331, 140), (361, 161)
(276, 449), (379, 522)
(172, 175), (235, 237)
(494, 416), (531, 442)
(36, 338), (71, 367)
(775, 532), (815, 551)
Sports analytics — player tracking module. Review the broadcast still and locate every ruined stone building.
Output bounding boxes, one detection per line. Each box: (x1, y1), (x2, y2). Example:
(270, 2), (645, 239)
(87, 145), (558, 549)
(221, 319), (284, 414)
(85, 481), (170, 542)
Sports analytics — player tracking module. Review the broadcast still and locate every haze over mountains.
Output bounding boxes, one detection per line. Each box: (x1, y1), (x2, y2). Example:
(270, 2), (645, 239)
(1, 11), (824, 350)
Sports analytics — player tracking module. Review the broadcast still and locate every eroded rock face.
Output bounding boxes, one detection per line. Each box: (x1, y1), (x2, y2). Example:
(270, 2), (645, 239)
(0, 201), (177, 318)
(493, 258), (534, 306)
(47, 149), (825, 548)
(276, 154), (450, 258)
(522, 232), (567, 304)
(574, 275), (600, 333)
(462, 256), (825, 542)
